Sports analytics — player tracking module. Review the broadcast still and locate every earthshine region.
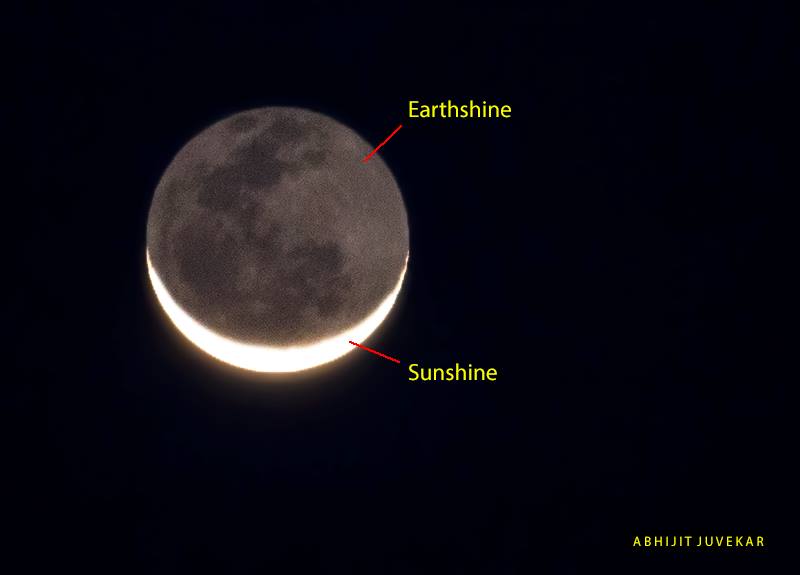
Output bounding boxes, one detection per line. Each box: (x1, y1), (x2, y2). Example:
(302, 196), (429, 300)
(146, 107), (409, 373)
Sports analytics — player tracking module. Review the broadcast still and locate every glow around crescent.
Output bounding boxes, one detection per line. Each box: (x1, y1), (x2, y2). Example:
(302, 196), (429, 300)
(146, 251), (408, 373)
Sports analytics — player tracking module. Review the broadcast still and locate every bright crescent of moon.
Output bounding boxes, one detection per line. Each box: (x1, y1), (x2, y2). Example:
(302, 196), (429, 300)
(147, 251), (408, 373)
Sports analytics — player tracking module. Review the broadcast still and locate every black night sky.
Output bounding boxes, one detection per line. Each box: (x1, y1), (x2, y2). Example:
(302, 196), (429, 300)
(9, 2), (791, 573)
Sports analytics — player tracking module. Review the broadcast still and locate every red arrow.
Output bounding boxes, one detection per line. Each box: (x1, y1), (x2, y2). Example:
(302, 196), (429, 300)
(362, 124), (403, 163)
(348, 340), (401, 364)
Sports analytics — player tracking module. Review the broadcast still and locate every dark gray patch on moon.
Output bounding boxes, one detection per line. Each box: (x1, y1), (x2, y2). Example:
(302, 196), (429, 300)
(147, 107), (409, 346)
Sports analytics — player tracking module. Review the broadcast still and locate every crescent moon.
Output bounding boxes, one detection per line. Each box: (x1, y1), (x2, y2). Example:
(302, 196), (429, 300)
(146, 108), (409, 373)
(146, 252), (407, 372)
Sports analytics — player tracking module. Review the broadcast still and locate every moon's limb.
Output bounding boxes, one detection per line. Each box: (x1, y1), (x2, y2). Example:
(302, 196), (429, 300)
(147, 251), (408, 373)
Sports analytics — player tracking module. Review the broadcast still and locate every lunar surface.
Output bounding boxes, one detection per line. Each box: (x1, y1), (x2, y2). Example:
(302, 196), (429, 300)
(146, 107), (409, 372)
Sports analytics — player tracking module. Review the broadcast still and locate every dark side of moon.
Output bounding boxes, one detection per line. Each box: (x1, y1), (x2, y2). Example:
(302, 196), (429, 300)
(147, 108), (409, 347)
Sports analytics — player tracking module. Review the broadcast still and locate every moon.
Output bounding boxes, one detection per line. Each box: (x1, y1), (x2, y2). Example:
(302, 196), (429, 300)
(146, 107), (409, 373)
